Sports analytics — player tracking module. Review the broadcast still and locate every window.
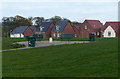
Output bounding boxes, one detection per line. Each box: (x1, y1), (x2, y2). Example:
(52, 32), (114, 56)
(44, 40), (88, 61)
(57, 33), (61, 37)
(92, 32), (96, 35)
(101, 31), (104, 35)
(75, 34), (77, 37)
(85, 25), (87, 29)
(54, 33), (56, 37)
(97, 32), (99, 36)
(56, 25), (61, 31)
(108, 32), (111, 36)
(40, 26), (44, 32)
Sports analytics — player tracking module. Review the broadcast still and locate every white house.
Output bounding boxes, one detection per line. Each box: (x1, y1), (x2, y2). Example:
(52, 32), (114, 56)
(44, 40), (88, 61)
(102, 22), (120, 37)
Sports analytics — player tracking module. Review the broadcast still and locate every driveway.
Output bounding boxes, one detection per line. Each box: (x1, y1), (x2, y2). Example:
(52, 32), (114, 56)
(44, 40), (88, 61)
(2, 41), (91, 52)
(17, 41), (91, 47)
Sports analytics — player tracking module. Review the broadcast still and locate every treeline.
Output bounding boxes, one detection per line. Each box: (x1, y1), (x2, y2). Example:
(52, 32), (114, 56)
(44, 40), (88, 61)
(1, 15), (71, 37)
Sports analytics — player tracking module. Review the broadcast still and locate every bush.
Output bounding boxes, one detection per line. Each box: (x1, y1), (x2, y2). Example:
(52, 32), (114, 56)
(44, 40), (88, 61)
(11, 43), (26, 48)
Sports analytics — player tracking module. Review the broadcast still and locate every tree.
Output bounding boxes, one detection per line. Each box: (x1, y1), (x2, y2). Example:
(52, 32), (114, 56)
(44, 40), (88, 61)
(14, 15), (31, 27)
(2, 15), (32, 37)
(33, 17), (44, 26)
(50, 16), (62, 23)
(63, 18), (71, 22)
(28, 16), (34, 25)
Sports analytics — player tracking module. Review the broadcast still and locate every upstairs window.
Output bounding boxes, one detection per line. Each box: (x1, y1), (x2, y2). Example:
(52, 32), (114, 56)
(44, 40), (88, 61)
(108, 32), (111, 36)
(85, 25), (87, 29)
(40, 26), (44, 32)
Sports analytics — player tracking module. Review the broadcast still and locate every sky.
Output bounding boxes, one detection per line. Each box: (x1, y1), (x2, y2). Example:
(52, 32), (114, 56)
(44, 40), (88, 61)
(0, 0), (119, 24)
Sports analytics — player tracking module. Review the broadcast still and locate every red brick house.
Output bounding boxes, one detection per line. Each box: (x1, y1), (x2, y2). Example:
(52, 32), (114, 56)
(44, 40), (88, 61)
(35, 21), (54, 38)
(101, 22), (120, 37)
(51, 20), (75, 38)
(73, 26), (81, 38)
(10, 26), (34, 38)
(80, 20), (103, 38)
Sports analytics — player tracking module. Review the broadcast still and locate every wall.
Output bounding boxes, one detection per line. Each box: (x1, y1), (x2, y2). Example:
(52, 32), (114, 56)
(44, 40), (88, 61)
(103, 25), (116, 37)
(10, 34), (24, 38)
(45, 23), (54, 38)
(24, 27), (34, 36)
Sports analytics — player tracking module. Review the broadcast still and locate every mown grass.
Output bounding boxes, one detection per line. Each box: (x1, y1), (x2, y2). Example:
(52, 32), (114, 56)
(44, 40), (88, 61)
(2, 38), (118, 77)
(2, 37), (27, 50)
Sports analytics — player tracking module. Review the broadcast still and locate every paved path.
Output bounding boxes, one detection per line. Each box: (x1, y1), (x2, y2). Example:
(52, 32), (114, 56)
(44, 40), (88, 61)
(2, 41), (91, 52)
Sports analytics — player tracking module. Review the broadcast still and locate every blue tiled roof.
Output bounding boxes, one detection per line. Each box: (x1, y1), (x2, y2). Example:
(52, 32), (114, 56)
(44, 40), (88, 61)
(36, 21), (52, 32)
(52, 20), (68, 32)
(11, 26), (28, 34)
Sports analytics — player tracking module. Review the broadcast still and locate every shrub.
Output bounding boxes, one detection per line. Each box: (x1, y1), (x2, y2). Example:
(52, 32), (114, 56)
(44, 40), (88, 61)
(11, 43), (26, 48)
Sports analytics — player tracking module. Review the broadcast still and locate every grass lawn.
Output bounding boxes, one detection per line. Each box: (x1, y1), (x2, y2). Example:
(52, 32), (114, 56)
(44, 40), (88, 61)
(2, 37), (27, 50)
(2, 38), (118, 77)
(0, 52), (1, 78)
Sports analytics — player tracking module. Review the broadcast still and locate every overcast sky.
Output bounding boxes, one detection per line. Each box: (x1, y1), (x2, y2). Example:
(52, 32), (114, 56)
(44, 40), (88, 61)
(0, 0), (119, 24)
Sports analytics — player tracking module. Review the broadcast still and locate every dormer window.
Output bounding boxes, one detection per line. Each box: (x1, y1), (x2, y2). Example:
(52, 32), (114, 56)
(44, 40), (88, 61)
(56, 25), (61, 31)
(40, 26), (44, 32)
(85, 25), (87, 29)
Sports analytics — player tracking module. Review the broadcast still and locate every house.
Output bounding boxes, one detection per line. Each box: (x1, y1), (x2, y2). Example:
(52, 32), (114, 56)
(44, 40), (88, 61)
(73, 26), (81, 38)
(35, 21), (54, 38)
(101, 22), (120, 37)
(51, 20), (75, 38)
(10, 26), (34, 38)
(80, 20), (103, 38)
(29, 26), (36, 34)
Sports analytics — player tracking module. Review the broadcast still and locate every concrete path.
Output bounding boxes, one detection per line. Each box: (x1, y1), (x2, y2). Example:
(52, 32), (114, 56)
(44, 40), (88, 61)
(2, 41), (91, 52)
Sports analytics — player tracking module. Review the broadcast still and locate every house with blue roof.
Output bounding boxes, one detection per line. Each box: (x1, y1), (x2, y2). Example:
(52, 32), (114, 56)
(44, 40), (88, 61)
(29, 26), (36, 34)
(35, 21), (54, 38)
(51, 20), (75, 38)
(10, 26), (34, 38)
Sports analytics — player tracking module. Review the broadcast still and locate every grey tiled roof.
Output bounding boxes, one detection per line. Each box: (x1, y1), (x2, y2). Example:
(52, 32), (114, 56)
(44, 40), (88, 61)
(11, 26), (28, 34)
(36, 21), (52, 32)
(52, 20), (68, 32)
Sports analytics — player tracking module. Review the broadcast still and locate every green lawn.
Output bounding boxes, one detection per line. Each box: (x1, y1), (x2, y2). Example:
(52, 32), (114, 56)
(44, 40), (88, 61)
(2, 37), (27, 50)
(0, 52), (1, 79)
(2, 38), (118, 77)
